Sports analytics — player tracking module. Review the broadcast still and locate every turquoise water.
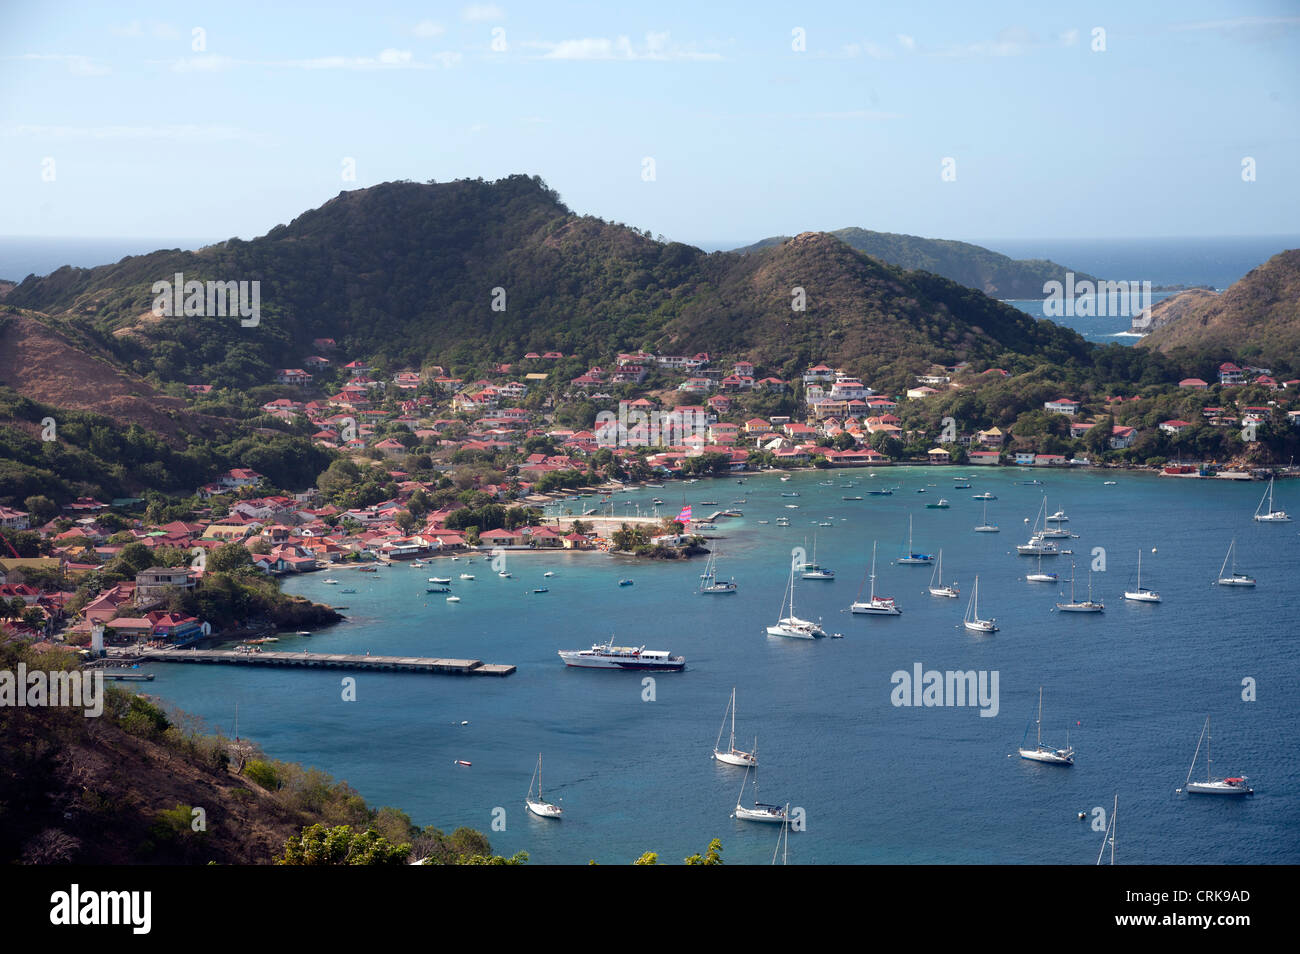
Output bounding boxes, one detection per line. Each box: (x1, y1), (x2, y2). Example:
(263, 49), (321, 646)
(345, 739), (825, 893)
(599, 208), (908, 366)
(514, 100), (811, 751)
(146, 469), (1300, 864)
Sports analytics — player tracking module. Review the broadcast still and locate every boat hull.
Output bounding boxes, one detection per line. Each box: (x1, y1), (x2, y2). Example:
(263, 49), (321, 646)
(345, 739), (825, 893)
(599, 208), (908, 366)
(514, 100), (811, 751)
(963, 620), (998, 633)
(713, 749), (757, 767)
(1124, 591), (1161, 602)
(733, 805), (789, 823)
(928, 587), (959, 598)
(558, 651), (685, 671)
(526, 800), (563, 818)
(1056, 602), (1104, 612)
(850, 601), (901, 615)
(1018, 748), (1074, 766)
(1185, 781), (1253, 796)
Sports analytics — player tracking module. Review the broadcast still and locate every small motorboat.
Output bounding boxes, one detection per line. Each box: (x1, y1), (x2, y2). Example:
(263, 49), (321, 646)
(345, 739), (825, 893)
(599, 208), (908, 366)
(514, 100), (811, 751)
(429, 576), (452, 584)
(446, 595), (461, 603)
(618, 579), (634, 586)
(426, 586), (450, 593)
(323, 579), (340, 584)
(533, 587), (549, 594)
(454, 759), (472, 766)
(543, 571), (555, 577)
(926, 499), (951, 509)
(459, 573), (475, 580)
(340, 588), (357, 594)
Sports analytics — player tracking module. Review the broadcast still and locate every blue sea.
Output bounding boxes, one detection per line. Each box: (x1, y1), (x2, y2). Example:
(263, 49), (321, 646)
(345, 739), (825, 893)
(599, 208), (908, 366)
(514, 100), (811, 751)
(141, 470), (1300, 865)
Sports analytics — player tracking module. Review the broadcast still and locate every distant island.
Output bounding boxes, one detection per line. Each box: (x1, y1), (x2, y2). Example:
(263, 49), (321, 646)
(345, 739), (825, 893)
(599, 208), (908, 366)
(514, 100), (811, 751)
(734, 227), (1098, 300)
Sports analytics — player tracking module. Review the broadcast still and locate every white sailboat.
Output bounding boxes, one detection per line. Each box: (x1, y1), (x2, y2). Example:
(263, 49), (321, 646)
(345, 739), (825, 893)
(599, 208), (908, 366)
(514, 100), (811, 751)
(1214, 538), (1256, 586)
(699, 550), (738, 594)
(1016, 498), (1061, 555)
(1026, 553), (1058, 583)
(1056, 562), (1104, 612)
(896, 515), (934, 564)
(851, 541), (902, 614)
(766, 560), (826, 638)
(525, 754), (563, 818)
(974, 500), (999, 533)
(731, 762), (790, 824)
(927, 549), (959, 598)
(963, 575), (998, 633)
(1178, 716), (1253, 796)
(1123, 548), (1161, 602)
(800, 534), (835, 580)
(712, 689), (757, 766)
(771, 803), (792, 865)
(1096, 795), (1116, 865)
(1253, 476), (1290, 522)
(1017, 687), (1075, 765)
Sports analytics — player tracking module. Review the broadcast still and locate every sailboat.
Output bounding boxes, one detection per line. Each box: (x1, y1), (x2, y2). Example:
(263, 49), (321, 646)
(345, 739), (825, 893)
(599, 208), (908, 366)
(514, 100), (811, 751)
(963, 575), (998, 633)
(731, 762), (790, 823)
(1214, 538), (1256, 586)
(766, 560), (826, 638)
(1017, 687), (1075, 765)
(1096, 795), (1116, 865)
(1026, 553), (1058, 583)
(1056, 562), (1103, 612)
(974, 499), (999, 533)
(851, 541), (902, 614)
(525, 754), (563, 818)
(800, 534), (835, 580)
(1177, 716), (1253, 796)
(771, 804), (792, 865)
(927, 549), (959, 598)
(712, 689), (757, 766)
(1123, 548), (1161, 602)
(698, 550), (738, 594)
(896, 515), (934, 564)
(1253, 476), (1290, 522)
(1016, 498), (1061, 555)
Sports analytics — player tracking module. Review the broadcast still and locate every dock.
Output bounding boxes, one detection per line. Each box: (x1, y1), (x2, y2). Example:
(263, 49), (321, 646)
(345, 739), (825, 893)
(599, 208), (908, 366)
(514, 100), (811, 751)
(129, 649), (515, 676)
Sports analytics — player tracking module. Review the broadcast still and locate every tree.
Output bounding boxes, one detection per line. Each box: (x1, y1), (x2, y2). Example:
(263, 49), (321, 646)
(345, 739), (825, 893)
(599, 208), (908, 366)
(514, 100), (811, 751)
(684, 838), (724, 865)
(23, 495), (57, 524)
(278, 824), (410, 865)
(208, 542), (252, 573)
(394, 510), (417, 533)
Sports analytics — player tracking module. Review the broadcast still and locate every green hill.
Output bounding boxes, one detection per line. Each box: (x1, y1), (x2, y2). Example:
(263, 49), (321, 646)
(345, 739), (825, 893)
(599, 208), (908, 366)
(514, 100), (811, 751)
(735, 228), (1097, 299)
(1136, 250), (1300, 371)
(6, 175), (1093, 395)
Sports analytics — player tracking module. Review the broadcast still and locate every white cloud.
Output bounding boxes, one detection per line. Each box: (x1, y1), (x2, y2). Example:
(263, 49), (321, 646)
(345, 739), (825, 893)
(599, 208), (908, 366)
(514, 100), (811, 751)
(412, 20), (446, 38)
(13, 53), (110, 76)
(1059, 29), (1079, 47)
(463, 4), (505, 21)
(169, 54), (237, 72)
(897, 33), (916, 51)
(527, 32), (721, 61)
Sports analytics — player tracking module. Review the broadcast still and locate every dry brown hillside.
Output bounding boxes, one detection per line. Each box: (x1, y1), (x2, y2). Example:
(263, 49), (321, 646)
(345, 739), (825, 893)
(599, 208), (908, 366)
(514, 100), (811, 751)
(1136, 250), (1300, 365)
(0, 312), (208, 443)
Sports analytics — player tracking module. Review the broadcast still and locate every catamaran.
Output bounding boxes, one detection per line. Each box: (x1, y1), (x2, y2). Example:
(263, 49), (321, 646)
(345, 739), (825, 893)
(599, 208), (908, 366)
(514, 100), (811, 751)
(963, 575), (998, 633)
(927, 549), (959, 598)
(766, 560), (826, 638)
(1177, 716), (1253, 796)
(1253, 476), (1291, 522)
(1123, 548), (1161, 602)
(712, 689), (757, 766)
(1214, 538), (1256, 586)
(1018, 687), (1075, 765)
(1056, 562), (1104, 612)
(850, 541), (902, 614)
(896, 515), (934, 564)
(731, 763), (790, 824)
(525, 754), (563, 818)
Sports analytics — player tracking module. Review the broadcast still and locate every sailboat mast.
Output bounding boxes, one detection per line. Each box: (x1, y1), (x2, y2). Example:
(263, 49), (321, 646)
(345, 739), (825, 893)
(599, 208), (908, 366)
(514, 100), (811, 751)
(730, 689), (737, 750)
(1037, 687), (1043, 748)
(1183, 717), (1207, 789)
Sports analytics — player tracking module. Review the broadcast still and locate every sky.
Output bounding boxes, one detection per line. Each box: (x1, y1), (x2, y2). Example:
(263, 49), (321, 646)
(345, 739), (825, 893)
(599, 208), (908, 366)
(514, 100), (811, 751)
(2, 1), (1298, 247)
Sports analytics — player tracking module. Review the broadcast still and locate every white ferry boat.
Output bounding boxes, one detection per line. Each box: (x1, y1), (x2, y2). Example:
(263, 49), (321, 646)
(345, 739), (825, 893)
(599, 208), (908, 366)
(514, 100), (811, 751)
(558, 636), (686, 671)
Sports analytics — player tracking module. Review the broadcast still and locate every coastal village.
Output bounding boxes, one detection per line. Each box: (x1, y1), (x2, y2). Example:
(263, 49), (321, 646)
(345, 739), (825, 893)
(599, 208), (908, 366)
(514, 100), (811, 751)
(2, 343), (1297, 651)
